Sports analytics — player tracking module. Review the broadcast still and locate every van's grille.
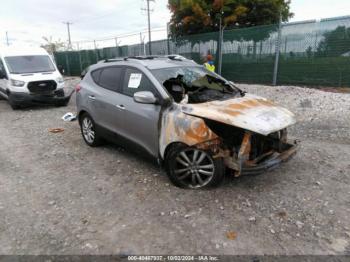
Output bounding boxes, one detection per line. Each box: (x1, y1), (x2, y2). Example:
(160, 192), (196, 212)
(27, 80), (57, 94)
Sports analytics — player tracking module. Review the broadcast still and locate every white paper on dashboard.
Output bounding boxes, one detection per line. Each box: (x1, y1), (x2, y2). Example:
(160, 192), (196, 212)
(128, 73), (142, 88)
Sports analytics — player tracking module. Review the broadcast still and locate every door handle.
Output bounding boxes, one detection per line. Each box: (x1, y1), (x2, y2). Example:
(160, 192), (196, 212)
(116, 104), (125, 110)
(88, 95), (96, 100)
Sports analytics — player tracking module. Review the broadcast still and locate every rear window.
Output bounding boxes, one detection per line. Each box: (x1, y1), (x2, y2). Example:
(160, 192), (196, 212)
(93, 67), (123, 92)
(91, 69), (101, 83)
(4, 55), (55, 74)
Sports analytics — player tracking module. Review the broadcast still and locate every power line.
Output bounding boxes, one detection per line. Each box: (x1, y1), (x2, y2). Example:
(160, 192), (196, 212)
(71, 27), (166, 44)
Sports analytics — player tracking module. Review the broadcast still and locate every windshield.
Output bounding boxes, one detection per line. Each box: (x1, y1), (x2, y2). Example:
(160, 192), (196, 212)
(152, 66), (240, 104)
(152, 66), (232, 91)
(5, 55), (56, 74)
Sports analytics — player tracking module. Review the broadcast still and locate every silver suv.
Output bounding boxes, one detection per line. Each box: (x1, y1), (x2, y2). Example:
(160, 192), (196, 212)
(76, 56), (298, 189)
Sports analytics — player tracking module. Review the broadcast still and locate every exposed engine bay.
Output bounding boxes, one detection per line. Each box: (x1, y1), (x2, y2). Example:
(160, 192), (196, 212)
(195, 119), (297, 176)
(152, 66), (244, 104)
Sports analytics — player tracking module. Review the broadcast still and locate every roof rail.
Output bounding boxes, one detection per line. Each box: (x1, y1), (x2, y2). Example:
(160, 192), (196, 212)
(102, 55), (189, 64)
(166, 55), (187, 61)
(125, 56), (159, 60)
(103, 58), (124, 63)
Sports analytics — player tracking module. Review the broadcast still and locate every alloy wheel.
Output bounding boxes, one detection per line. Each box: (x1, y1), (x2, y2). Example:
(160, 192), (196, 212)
(174, 148), (215, 188)
(82, 117), (95, 144)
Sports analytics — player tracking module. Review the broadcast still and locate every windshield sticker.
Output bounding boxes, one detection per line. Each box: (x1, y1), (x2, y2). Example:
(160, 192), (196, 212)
(128, 73), (142, 88)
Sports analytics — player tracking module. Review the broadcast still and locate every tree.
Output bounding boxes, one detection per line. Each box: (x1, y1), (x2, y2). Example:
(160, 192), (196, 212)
(317, 26), (350, 57)
(41, 36), (65, 54)
(168, 0), (293, 38)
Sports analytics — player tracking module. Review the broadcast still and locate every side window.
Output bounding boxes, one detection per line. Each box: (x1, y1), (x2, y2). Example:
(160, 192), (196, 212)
(122, 68), (155, 97)
(96, 67), (123, 92)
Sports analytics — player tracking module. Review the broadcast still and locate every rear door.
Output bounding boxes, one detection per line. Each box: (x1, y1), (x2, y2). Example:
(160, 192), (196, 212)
(87, 66), (125, 135)
(118, 67), (162, 157)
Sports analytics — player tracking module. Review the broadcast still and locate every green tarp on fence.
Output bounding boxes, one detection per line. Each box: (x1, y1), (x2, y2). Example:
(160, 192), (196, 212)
(54, 16), (350, 87)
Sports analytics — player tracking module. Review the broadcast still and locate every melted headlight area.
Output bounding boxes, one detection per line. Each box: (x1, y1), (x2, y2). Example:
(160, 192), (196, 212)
(194, 119), (297, 176)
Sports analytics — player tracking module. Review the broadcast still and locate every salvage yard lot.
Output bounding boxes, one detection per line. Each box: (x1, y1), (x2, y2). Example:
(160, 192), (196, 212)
(0, 78), (349, 255)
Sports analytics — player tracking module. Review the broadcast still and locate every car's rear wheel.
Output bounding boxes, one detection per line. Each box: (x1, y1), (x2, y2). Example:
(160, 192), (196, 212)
(79, 113), (103, 147)
(165, 144), (225, 189)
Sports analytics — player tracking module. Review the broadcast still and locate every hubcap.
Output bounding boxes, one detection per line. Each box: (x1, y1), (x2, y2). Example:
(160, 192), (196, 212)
(82, 117), (95, 143)
(174, 148), (215, 188)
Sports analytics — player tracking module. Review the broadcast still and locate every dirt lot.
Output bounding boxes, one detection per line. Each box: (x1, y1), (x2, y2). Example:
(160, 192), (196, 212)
(0, 78), (349, 255)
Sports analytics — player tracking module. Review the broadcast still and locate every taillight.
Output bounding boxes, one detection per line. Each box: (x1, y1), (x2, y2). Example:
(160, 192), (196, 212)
(75, 84), (82, 92)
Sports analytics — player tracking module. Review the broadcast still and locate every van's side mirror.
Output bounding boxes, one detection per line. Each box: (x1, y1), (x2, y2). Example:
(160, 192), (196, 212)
(133, 91), (157, 104)
(0, 70), (6, 79)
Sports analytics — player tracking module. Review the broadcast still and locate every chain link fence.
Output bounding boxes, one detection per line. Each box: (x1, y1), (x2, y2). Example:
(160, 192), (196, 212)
(54, 15), (350, 87)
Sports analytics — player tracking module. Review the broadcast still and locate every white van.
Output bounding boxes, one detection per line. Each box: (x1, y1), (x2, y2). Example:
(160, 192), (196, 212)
(0, 46), (72, 109)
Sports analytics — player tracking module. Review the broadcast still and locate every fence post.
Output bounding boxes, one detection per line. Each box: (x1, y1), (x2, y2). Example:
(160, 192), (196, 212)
(273, 13), (283, 86)
(94, 40), (99, 62)
(115, 37), (120, 57)
(78, 51), (83, 74)
(65, 52), (70, 76)
(218, 25), (225, 75)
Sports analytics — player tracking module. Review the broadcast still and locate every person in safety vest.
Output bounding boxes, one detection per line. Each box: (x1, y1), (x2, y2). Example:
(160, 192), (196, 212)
(204, 54), (215, 72)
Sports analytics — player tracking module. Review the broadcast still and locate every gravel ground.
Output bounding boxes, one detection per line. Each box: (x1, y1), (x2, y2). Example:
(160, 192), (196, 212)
(0, 78), (349, 255)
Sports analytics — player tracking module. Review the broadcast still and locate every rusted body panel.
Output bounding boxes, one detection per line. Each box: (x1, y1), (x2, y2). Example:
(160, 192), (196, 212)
(180, 94), (296, 136)
(159, 104), (218, 158)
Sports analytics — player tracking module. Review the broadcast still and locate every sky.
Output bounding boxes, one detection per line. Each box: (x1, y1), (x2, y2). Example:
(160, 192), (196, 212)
(0, 0), (349, 48)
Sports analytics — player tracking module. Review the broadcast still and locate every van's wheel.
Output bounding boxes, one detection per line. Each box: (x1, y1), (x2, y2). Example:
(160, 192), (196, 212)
(10, 103), (20, 110)
(54, 90), (69, 107)
(55, 100), (69, 107)
(165, 144), (225, 189)
(79, 113), (103, 147)
(8, 96), (20, 110)
(56, 89), (65, 97)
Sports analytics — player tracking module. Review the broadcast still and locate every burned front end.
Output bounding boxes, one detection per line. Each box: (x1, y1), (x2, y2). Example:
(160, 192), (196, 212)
(196, 121), (297, 176)
(156, 66), (297, 176)
(160, 94), (298, 177)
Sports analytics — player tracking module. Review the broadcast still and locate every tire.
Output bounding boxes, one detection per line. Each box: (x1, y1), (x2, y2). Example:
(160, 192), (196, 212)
(165, 144), (225, 189)
(54, 90), (69, 107)
(10, 103), (20, 110)
(54, 100), (69, 107)
(56, 89), (65, 97)
(79, 113), (103, 147)
(8, 96), (20, 110)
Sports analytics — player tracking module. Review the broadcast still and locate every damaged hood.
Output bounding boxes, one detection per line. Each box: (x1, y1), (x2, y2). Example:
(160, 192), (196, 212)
(181, 94), (296, 136)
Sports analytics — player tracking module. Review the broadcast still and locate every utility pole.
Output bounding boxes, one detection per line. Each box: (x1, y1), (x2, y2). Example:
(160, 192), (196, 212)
(63, 21), (73, 50)
(142, 0), (154, 55)
(5, 31), (9, 46)
(140, 32), (146, 56)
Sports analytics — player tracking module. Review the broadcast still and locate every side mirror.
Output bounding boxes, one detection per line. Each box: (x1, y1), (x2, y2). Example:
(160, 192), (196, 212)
(0, 70), (6, 79)
(133, 91), (157, 104)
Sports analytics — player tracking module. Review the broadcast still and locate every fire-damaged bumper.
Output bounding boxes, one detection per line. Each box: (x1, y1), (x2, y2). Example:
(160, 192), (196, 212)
(240, 135), (298, 176)
(196, 130), (298, 177)
(9, 90), (74, 106)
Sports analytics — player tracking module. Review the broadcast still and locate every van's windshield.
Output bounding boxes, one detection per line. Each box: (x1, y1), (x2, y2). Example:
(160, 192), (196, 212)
(4, 55), (56, 74)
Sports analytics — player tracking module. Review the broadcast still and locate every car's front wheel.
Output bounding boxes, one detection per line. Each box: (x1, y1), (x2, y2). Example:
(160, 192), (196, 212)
(79, 113), (103, 147)
(165, 144), (225, 189)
